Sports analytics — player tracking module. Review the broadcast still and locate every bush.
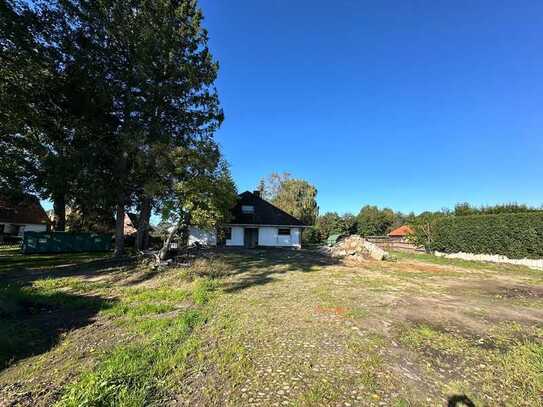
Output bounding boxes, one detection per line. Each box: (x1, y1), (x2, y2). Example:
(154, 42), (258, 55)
(302, 226), (321, 244)
(428, 212), (543, 259)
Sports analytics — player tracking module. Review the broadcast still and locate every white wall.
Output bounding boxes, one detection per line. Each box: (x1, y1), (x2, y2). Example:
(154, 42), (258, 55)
(226, 226), (244, 246)
(0, 223), (47, 236)
(258, 227), (301, 248)
(291, 228), (301, 248)
(187, 225), (303, 248)
(188, 227), (217, 246)
(22, 224), (47, 234)
(258, 227), (277, 246)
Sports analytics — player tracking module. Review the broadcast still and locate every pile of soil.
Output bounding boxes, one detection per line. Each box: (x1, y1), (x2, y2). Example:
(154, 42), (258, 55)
(326, 235), (389, 262)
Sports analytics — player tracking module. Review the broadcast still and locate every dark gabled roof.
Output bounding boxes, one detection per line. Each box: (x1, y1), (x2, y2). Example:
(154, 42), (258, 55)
(228, 191), (306, 227)
(0, 195), (49, 225)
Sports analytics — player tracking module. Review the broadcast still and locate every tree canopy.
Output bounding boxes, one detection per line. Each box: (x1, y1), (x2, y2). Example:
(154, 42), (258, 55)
(1, 0), (230, 255)
(258, 173), (319, 225)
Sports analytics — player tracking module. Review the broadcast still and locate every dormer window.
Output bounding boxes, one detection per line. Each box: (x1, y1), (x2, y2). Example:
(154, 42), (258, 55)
(241, 205), (255, 214)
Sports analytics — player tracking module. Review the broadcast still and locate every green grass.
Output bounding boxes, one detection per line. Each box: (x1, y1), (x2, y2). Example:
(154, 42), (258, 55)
(0, 284), (113, 369)
(398, 323), (543, 406)
(57, 310), (205, 407)
(390, 250), (538, 273)
(55, 277), (216, 406)
(293, 381), (341, 406)
(0, 248), (111, 273)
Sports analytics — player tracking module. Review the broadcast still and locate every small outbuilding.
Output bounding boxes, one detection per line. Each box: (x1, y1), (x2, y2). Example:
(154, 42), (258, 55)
(0, 195), (49, 239)
(388, 225), (413, 242)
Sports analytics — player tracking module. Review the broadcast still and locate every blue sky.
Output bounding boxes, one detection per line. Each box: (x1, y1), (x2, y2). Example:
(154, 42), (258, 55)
(198, 0), (543, 215)
(40, 1), (543, 218)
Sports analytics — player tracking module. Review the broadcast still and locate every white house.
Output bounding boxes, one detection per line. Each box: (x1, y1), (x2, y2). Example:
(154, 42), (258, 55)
(188, 191), (308, 249)
(0, 195), (49, 238)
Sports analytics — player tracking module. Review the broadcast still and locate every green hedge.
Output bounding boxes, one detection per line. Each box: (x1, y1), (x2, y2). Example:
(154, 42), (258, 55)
(430, 212), (543, 259)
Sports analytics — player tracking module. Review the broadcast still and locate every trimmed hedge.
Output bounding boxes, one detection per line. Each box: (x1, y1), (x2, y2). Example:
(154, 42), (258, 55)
(430, 212), (543, 259)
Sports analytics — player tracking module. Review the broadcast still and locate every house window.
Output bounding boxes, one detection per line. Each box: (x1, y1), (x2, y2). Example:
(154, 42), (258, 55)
(278, 228), (291, 236)
(0, 224), (4, 234)
(224, 227), (232, 240)
(241, 205), (255, 214)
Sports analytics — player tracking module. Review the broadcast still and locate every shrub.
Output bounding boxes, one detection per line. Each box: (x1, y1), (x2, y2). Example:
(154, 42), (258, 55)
(302, 226), (321, 244)
(428, 212), (543, 259)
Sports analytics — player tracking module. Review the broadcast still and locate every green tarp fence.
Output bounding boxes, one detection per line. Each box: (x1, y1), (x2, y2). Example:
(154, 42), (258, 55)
(22, 231), (113, 254)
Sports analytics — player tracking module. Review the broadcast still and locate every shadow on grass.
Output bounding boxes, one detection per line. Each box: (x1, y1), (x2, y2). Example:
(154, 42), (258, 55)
(217, 247), (340, 293)
(0, 254), (138, 286)
(448, 394), (476, 407)
(0, 284), (116, 371)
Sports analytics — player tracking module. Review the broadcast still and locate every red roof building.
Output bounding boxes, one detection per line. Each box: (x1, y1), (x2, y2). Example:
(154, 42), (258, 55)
(0, 195), (49, 236)
(388, 225), (413, 238)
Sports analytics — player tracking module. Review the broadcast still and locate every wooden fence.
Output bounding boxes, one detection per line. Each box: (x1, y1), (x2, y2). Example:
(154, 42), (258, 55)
(365, 236), (424, 253)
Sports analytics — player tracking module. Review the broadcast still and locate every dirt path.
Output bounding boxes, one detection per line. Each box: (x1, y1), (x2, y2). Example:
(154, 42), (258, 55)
(180, 249), (543, 406)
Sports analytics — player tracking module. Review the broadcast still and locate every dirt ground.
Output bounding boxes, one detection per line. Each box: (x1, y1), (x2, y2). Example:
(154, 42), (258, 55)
(178, 249), (543, 406)
(1, 248), (542, 406)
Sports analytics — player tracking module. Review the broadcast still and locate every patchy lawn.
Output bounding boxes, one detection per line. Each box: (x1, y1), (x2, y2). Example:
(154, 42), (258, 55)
(0, 248), (542, 406)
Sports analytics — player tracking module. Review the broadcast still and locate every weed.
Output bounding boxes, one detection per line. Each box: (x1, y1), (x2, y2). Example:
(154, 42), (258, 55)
(293, 381), (341, 406)
(192, 278), (217, 305)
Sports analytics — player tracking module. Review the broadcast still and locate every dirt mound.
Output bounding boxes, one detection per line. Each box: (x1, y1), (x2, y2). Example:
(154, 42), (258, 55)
(326, 235), (389, 262)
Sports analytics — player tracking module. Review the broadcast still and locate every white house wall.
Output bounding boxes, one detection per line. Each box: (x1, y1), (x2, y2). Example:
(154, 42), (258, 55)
(23, 224), (48, 234)
(188, 227), (217, 246)
(0, 223), (47, 236)
(258, 227), (276, 246)
(258, 227), (301, 248)
(291, 228), (301, 247)
(188, 226), (302, 248)
(226, 226), (244, 246)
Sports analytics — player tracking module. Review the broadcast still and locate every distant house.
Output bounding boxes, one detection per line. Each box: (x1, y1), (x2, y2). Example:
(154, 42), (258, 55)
(388, 225), (413, 242)
(0, 195), (49, 237)
(188, 191), (308, 248)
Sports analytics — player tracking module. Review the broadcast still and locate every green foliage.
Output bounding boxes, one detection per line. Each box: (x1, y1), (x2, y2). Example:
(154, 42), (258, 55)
(302, 226), (321, 244)
(313, 212), (358, 241)
(455, 202), (542, 216)
(260, 173), (319, 225)
(428, 212), (543, 259)
(356, 205), (395, 236)
(272, 178), (319, 226)
(409, 211), (446, 249)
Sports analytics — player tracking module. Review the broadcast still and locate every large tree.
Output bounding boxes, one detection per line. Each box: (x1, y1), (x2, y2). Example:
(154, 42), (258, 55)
(258, 173), (319, 225)
(158, 144), (237, 260)
(58, 0), (224, 255)
(356, 205), (396, 237)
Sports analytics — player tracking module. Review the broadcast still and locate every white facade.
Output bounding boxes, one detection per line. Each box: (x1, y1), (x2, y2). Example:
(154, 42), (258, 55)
(0, 223), (47, 236)
(187, 226), (217, 246)
(258, 226), (301, 248)
(225, 226), (244, 246)
(188, 225), (302, 248)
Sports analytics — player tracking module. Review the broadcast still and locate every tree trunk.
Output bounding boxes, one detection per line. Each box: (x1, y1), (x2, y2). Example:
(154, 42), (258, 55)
(114, 199), (125, 256)
(52, 194), (66, 231)
(136, 196), (151, 251)
(159, 221), (179, 261)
